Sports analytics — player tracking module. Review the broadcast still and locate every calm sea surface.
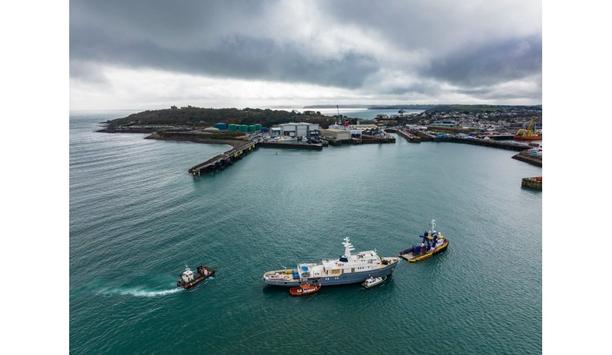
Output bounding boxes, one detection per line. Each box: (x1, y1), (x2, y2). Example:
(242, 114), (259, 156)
(70, 112), (541, 354)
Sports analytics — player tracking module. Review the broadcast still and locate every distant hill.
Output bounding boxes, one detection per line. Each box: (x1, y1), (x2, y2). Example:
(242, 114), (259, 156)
(423, 104), (542, 114)
(302, 104), (435, 110)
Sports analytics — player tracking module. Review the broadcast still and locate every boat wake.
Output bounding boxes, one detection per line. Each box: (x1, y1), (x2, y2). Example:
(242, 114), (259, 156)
(98, 287), (182, 298)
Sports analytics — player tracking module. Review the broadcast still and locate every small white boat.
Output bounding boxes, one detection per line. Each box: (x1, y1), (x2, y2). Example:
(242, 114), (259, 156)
(362, 276), (386, 289)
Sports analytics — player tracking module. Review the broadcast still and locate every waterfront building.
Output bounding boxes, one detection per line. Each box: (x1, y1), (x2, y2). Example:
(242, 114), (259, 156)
(271, 122), (320, 138)
(350, 124), (378, 131)
(321, 128), (351, 141)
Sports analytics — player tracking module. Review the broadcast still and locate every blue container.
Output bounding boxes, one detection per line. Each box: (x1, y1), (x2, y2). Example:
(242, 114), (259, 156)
(214, 122), (228, 130)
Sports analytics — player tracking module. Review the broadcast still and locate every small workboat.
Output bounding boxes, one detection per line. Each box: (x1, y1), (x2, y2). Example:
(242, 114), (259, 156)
(176, 265), (215, 289)
(399, 220), (449, 263)
(362, 276), (386, 289)
(289, 283), (321, 296)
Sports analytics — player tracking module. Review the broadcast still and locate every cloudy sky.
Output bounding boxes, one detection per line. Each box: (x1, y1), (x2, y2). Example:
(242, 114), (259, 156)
(70, 0), (541, 110)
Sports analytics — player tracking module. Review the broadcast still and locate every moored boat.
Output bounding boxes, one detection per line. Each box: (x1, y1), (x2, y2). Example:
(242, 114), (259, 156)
(399, 220), (449, 263)
(263, 238), (400, 287)
(289, 283), (321, 296)
(362, 276), (386, 289)
(176, 265), (215, 289)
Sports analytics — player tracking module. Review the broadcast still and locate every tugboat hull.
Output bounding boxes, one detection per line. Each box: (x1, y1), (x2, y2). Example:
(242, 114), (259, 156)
(400, 240), (449, 263)
(177, 267), (215, 289)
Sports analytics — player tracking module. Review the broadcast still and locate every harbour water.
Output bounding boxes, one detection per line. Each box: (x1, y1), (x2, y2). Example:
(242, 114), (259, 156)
(70, 113), (541, 354)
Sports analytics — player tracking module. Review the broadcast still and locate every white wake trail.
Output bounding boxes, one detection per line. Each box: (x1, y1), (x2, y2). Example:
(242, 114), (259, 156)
(99, 287), (183, 297)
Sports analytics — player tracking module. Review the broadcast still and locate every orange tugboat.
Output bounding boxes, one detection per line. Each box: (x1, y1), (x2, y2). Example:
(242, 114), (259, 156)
(514, 117), (542, 141)
(289, 283), (321, 296)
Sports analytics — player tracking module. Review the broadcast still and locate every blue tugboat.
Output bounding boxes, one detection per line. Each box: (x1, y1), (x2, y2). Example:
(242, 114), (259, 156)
(399, 220), (449, 263)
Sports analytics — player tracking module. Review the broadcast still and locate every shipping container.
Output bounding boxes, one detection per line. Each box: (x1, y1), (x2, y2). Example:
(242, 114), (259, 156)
(214, 122), (228, 130)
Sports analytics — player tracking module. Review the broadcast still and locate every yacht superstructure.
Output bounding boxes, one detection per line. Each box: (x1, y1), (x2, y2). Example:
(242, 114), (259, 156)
(263, 238), (400, 287)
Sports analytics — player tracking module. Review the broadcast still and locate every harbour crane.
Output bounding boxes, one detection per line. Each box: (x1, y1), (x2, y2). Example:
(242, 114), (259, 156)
(514, 116), (542, 141)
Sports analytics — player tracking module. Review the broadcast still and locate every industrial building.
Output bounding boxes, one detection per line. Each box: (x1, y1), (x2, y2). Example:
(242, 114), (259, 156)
(270, 122), (320, 138)
(320, 128), (351, 142)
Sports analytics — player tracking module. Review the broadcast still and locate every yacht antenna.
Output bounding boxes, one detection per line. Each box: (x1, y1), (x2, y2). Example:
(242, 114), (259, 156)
(342, 237), (355, 257)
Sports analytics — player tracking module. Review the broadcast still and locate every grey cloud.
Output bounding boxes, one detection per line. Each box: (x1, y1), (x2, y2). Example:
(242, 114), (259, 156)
(71, 28), (378, 88)
(380, 81), (443, 96)
(71, 0), (542, 103)
(70, 0), (378, 88)
(424, 35), (542, 86)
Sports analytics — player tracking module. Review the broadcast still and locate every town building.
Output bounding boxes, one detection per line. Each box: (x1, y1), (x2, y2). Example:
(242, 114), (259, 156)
(430, 119), (458, 128)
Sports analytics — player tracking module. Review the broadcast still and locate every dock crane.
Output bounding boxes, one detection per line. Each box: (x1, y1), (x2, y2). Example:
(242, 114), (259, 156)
(514, 116), (542, 141)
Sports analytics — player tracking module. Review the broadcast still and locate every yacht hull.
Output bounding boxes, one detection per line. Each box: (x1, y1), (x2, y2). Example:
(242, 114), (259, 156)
(264, 259), (399, 287)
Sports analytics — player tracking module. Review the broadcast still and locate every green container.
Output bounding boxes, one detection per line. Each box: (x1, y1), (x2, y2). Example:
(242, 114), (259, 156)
(248, 125), (257, 132)
(228, 124), (238, 131)
(239, 125), (249, 132)
(254, 124), (262, 131)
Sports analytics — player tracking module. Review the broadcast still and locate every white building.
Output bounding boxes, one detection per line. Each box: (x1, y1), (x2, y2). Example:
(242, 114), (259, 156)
(270, 122), (320, 138)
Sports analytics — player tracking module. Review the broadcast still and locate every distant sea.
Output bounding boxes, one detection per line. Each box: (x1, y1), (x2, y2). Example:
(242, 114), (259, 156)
(70, 112), (541, 354)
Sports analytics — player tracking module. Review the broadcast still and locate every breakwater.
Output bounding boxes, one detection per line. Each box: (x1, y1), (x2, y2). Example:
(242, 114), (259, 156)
(435, 136), (529, 151)
(396, 129), (421, 143)
(513, 152), (543, 167)
(188, 141), (256, 176)
(146, 131), (248, 147)
(521, 176), (542, 190)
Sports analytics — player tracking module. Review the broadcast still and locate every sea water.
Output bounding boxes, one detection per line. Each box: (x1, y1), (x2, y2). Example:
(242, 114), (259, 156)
(70, 113), (541, 354)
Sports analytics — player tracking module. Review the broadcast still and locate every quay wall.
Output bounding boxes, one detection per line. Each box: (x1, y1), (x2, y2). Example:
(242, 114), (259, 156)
(512, 153), (543, 167)
(435, 136), (529, 151)
(257, 141), (323, 150)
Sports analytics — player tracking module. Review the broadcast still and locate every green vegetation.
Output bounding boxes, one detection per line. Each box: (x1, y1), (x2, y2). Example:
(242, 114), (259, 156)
(106, 106), (338, 130)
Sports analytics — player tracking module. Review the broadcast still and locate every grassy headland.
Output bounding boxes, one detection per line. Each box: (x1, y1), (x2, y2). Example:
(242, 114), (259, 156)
(100, 106), (340, 132)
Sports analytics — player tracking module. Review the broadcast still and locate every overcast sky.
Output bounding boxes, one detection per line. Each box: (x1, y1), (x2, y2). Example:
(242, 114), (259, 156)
(70, 0), (541, 110)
